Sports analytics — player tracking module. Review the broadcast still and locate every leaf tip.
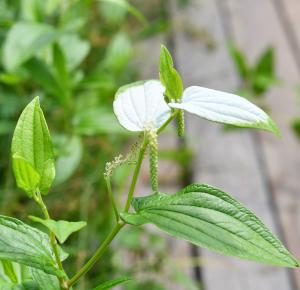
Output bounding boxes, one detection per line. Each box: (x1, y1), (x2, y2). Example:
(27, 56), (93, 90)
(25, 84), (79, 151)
(266, 117), (281, 137)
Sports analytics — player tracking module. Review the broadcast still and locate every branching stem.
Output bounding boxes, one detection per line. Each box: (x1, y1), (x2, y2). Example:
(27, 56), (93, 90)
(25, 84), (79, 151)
(34, 191), (68, 289)
(67, 110), (179, 288)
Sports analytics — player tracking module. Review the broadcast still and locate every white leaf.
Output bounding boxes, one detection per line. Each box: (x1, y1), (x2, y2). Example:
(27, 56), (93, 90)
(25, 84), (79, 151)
(113, 80), (171, 131)
(169, 86), (280, 135)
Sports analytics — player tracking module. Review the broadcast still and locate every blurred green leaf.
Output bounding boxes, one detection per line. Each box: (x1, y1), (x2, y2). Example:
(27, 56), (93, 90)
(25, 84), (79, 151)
(292, 118), (300, 140)
(58, 34), (90, 71)
(92, 277), (132, 290)
(24, 58), (65, 101)
(97, 0), (147, 25)
(73, 107), (129, 136)
(52, 43), (70, 96)
(3, 22), (58, 71)
(54, 135), (83, 185)
(229, 43), (250, 80)
(29, 216), (87, 244)
(104, 33), (132, 74)
(254, 47), (274, 77)
(11, 97), (55, 195)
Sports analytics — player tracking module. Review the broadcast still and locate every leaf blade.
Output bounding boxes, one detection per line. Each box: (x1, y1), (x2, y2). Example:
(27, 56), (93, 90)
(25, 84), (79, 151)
(122, 184), (298, 268)
(92, 277), (132, 290)
(29, 216), (87, 244)
(0, 215), (63, 277)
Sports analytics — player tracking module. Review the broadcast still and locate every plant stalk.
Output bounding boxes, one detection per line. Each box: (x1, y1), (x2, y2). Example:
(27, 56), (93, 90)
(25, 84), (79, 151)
(34, 191), (68, 289)
(67, 221), (125, 288)
(105, 177), (119, 221)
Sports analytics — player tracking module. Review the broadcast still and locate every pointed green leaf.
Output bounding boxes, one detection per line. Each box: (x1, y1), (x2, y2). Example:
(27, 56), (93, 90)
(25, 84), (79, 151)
(29, 216), (86, 244)
(92, 277), (132, 290)
(169, 86), (280, 136)
(0, 215), (64, 277)
(11, 97), (55, 195)
(159, 45), (183, 101)
(229, 43), (250, 80)
(254, 47), (274, 77)
(122, 184), (298, 268)
(12, 154), (40, 198)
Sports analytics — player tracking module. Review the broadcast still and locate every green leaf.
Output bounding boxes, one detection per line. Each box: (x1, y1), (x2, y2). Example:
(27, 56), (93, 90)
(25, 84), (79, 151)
(3, 22), (58, 71)
(159, 45), (183, 101)
(24, 58), (65, 101)
(53, 135), (83, 185)
(121, 184), (299, 268)
(254, 47), (274, 77)
(11, 97), (55, 195)
(0, 215), (64, 277)
(58, 34), (90, 71)
(31, 268), (60, 290)
(104, 33), (132, 74)
(92, 277), (132, 290)
(229, 43), (250, 80)
(29, 216), (86, 244)
(169, 86), (280, 136)
(52, 43), (70, 96)
(73, 107), (129, 136)
(97, 0), (147, 25)
(12, 154), (40, 198)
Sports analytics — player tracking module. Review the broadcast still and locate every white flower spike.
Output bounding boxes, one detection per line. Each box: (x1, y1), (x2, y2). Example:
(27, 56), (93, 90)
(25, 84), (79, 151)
(169, 86), (280, 136)
(113, 80), (171, 132)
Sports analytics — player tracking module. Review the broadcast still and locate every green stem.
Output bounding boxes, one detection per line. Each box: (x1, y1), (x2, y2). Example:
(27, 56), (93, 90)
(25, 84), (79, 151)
(157, 110), (178, 134)
(34, 191), (67, 289)
(123, 139), (147, 213)
(105, 177), (119, 221)
(68, 221), (125, 288)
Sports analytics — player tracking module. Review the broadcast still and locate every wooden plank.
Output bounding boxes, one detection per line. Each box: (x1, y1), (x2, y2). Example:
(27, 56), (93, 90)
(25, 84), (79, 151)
(224, 0), (300, 288)
(171, 0), (293, 289)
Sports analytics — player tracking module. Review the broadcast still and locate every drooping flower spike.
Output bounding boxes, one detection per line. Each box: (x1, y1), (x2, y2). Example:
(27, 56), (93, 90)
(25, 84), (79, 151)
(113, 80), (169, 192)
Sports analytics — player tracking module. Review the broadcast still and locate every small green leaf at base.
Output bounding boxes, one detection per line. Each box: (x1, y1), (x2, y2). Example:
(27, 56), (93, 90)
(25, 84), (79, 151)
(29, 216), (87, 244)
(12, 154), (40, 198)
(123, 184), (298, 268)
(92, 277), (132, 290)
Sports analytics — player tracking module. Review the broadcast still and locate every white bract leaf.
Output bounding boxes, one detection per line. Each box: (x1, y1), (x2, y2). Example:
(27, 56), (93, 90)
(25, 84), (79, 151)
(113, 80), (171, 131)
(169, 86), (280, 135)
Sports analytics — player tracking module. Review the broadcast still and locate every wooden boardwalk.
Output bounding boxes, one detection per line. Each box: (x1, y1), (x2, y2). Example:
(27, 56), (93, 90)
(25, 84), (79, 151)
(136, 0), (300, 289)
